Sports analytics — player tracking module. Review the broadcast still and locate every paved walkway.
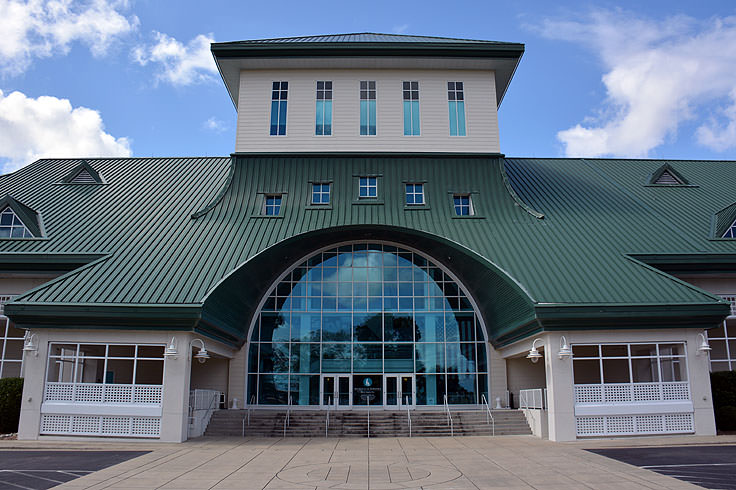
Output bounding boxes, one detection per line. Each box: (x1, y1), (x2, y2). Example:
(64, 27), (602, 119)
(2, 435), (735, 490)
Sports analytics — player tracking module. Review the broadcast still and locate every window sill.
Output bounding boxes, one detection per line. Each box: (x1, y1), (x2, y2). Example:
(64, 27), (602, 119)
(250, 215), (284, 219)
(451, 215), (485, 219)
(352, 200), (384, 205)
(305, 205), (333, 210)
(404, 205), (430, 210)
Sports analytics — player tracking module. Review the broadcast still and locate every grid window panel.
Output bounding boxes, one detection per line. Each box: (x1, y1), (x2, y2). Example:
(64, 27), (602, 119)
(0, 295), (22, 378)
(447, 81), (466, 136)
(358, 177), (378, 199)
(0, 207), (32, 238)
(709, 312), (736, 371)
(453, 195), (472, 216)
(312, 183), (330, 204)
(264, 195), (282, 216)
(360, 81), (377, 136)
(315, 81), (333, 135)
(405, 184), (424, 205)
(270, 81), (288, 136)
(246, 242), (489, 406)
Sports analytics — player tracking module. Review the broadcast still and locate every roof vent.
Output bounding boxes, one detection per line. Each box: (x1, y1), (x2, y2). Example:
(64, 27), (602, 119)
(647, 164), (689, 186)
(61, 160), (105, 185)
(654, 170), (680, 185)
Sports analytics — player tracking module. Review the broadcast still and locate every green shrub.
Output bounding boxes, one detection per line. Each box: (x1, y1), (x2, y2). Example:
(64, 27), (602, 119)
(0, 377), (23, 434)
(711, 371), (736, 431)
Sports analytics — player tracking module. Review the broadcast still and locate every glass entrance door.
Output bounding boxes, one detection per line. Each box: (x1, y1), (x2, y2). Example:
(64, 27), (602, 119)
(384, 374), (414, 408)
(322, 375), (351, 407)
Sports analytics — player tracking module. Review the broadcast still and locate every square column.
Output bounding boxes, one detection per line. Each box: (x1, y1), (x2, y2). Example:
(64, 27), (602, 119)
(543, 333), (577, 442)
(159, 333), (193, 442)
(18, 330), (50, 440)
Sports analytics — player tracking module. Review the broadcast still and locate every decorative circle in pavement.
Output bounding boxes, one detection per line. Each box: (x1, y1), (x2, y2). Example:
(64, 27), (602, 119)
(276, 462), (462, 489)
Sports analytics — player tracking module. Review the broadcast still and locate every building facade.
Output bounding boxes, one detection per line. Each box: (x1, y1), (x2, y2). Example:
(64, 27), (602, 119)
(1, 34), (733, 442)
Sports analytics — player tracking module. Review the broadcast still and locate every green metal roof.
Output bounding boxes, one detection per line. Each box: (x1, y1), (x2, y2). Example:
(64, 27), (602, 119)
(2, 155), (731, 346)
(214, 32), (516, 45)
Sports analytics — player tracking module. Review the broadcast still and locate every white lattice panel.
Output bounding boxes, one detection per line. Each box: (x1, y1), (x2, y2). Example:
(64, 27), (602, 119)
(104, 385), (133, 403)
(41, 414), (70, 433)
(720, 295), (736, 316)
(662, 382), (690, 401)
(576, 413), (694, 437)
(41, 414), (160, 438)
(44, 383), (74, 401)
(664, 413), (694, 432)
(131, 417), (161, 436)
(576, 417), (605, 436)
(102, 417), (132, 435)
(603, 384), (632, 403)
(134, 386), (163, 404)
(574, 385), (602, 404)
(71, 416), (100, 433)
(75, 384), (104, 403)
(633, 383), (660, 401)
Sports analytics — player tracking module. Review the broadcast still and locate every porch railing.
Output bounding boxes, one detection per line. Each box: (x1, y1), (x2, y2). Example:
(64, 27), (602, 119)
(519, 388), (546, 409)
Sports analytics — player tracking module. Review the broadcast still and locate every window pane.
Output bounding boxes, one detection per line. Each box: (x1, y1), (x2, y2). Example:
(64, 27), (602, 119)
(259, 374), (289, 404)
(415, 343), (444, 373)
(107, 345), (135, 357)
(384, 344), (413, 372)
(135, 360), (163, 384)
(322, 313), (351, 341)
(631, 358), (659, 382)
(602, 358), (630, 383)
(290, 343), (320, 373)
(260, 313), (289, 342)
(447, 374), (476, 404)
(573, 359), (601, 383)
(572, 345), (599, 357)
(290, 375), (320, 405)
(353, 343), (382, 372)
(630, 344), (657, 357)
(353, 313), (381, 341)
(321, 343), (350, 372)
(106, 359), (133, 384)
(660, 357), (687, 381)
(291, 312), (320, 341)
(137, 346), (164, 358)
(659, 344), (684, 356)
(416, 374), (445, 405)
(258, 343), (289, 373)
(601, 345), (628, 357)
(384, 313), (414, 341)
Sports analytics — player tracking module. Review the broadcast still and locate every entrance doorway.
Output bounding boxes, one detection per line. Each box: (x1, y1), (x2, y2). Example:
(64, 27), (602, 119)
(384, 374), (415, 408)
(322, 375), (351, 407)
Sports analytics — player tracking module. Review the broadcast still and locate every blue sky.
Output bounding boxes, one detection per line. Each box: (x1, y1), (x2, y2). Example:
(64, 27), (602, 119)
(1, 0), (735, 172)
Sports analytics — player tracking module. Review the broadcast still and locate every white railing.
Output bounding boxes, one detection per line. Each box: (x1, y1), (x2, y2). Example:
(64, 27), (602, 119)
(480, 394), (495, 436)
(405, 395), (412, 437)
(574, 382), (690, 405)
(188, 389), (221, 438)
(519, 388), (545, 409)
(443, 394), (454, 436)
(44, 382), (162, 405)
(283, 395), (292, 437)
(325, 396), (332, 437)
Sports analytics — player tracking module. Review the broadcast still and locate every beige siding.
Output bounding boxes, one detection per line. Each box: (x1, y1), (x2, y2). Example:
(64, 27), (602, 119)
(235, 69), (499, 153)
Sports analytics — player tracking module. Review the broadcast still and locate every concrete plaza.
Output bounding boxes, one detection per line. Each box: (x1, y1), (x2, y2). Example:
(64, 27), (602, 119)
(3, 435), (736, 490)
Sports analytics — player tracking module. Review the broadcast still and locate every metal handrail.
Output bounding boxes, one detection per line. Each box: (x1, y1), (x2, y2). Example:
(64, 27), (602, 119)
(406, 395), (412, 437)
(283, 395), (292, 437)
(325, 396), (331, 437)
(247, 395), (256, 426)
(481, 394), (495, 436)
(367, 397), (370, 438)
(443, 394), (454, 437)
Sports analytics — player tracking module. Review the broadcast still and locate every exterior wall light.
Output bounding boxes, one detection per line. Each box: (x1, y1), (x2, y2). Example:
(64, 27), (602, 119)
(164, 337), (178, 359)
(23, 332), (39, 356)
(696, 332), (712, 355)
(527, 338), (544, 363)
(191, 338), (210, 363)
(558, 335), (572, 359)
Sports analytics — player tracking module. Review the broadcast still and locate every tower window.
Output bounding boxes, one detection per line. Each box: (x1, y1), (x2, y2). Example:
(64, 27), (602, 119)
(360, 81), (376, 136)
(270, 81), (288, 136)
(448, 82), (466, 136)
(315, 81), (332, 135)
(358, 177), (377, 199)
(264, 195), (283, 216)
(312, 183), (330, 205)
(402, 81), (420, 136)
(405, 184), (424, 205)
(453, 194), (473, 216)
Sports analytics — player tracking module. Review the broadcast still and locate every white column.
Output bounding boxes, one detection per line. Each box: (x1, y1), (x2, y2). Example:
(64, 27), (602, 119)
(17, 330), (49, 440)
(159, 333), (192, 442)
(687, 328), (717, 436)
(544, 333), (577, 442)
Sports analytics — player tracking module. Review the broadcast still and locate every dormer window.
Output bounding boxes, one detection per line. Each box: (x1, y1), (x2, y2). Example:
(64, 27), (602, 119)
(312, 183), (330, 205)
(264, 194), (283, 216)
(723, 219), (736, 238)
(453, 194), (473, 216)
(405, 184), (424, 205)
(0, 207), (32, 238)
(358, 177), (378, 199)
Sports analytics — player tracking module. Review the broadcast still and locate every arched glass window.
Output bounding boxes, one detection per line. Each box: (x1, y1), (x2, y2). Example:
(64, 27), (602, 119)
(247, 242), (488, 407)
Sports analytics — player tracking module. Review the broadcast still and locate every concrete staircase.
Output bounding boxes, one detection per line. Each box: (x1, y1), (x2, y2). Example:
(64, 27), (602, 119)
(205, 408), (532, 437)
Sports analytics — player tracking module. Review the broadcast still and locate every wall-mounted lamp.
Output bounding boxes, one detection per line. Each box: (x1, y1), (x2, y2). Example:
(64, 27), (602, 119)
(191, 338), (210, 363)
(558, 336), (572, 360)
(697, 332), (712, 355)
(23, 332), (38, 356)
(527, 338), (544, 363)
(163, 337), (178, 359)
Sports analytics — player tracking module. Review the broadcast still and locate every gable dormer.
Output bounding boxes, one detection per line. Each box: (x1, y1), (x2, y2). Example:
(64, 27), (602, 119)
(646, 163), (690, 186)
(0, 195), (43, 238)
(212, 33), (524, 155)
(60, 160), (105, 184)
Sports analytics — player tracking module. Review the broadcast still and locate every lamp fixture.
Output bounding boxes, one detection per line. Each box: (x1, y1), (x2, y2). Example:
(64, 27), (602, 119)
(164, 337), (178, 359)
(558, 335), (572, 359)
(191, 338), (210, 363)
(696, 332), (712, 355)
(527, 338), (544, 363)
(23, 332), (38, 356)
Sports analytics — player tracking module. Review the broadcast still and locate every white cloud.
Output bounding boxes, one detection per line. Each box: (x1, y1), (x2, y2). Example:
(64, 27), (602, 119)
(203, 116), (226, 132)
(133, 31), (217, 86)
(0, 89), (131, 173)
(536, 11), (736, 157)
(0, 0), (138, 76)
